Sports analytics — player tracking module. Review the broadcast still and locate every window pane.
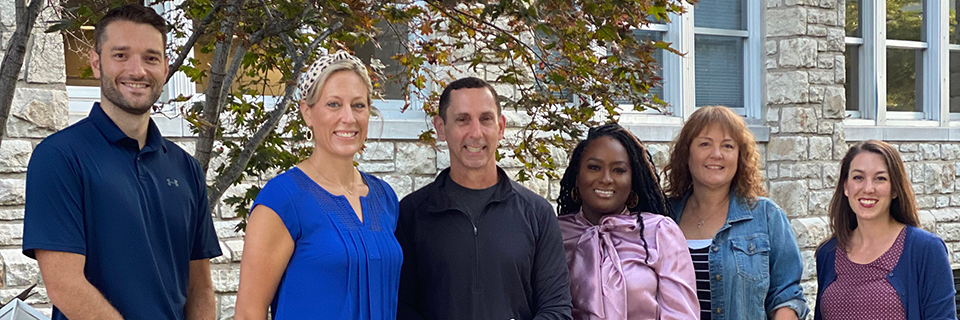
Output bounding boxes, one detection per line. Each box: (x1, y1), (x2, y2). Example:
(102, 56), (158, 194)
(886, 48), (922, 112)
(951, 51), (960, 112)
(695, 35), (743, 108)
(951, 0), (960, 44)
(694, 0), (745, 30)
(887, 0), (924, 42)
(846, 0), (861, 37)
(616, 30), (664, 108)
(355, 21), (409, 100)
(845, 44), (860, 111)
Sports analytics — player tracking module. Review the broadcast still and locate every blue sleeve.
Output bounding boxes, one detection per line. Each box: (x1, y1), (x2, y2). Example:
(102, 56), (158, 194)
(813, 240), (835, 320)
(377, 178), (400, 232)
(251, 175), (301, 241)
(762, 200), (809, 319)
(190, 160), (223, 260)
(22, 142), (86, 259)
(918, 235), (957, 319)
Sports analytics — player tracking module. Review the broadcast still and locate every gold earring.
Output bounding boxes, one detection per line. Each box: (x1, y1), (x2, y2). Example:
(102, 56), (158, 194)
(626, 191), (639, 208)
(304, 127), (314, 141)
(571, 187), (581, 203)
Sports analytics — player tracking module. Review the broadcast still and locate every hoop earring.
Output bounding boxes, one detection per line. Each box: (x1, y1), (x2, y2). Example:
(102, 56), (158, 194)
(571, 187), (581, 203)
(304, 127), (314, 141)
(626, 191), (639, 208)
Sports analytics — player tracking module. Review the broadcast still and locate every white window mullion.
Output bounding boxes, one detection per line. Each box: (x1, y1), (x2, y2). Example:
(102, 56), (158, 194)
(743, 0), (763, 119)
(863, 0), (886, 124)
(926, 0), (949, 125)
(675, 0), (696, 120)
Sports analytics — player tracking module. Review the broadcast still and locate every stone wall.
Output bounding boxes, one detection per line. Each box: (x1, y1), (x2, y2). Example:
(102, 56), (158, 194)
(0, 0), (68, 315)
(765, 0), (848, 313)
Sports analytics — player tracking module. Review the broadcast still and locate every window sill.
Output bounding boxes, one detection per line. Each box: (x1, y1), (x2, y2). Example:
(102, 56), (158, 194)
(845, 125), (960, 141)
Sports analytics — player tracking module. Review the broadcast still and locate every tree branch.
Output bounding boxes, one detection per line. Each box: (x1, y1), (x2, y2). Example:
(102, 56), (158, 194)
(207, 29), (332, 210)
(425, 2), (546, 92)
(166, 1), (224, 82)
(195, 0), (245, 172)
(0, 0), (46, 148)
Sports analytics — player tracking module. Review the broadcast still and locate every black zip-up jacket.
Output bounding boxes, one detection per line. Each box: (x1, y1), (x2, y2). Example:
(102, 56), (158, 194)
(396, 167), (573, 320)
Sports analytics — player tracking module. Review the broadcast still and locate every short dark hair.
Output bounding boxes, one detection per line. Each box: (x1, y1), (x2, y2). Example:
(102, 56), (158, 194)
(437, 77), (500, 121)
(94, 4), (167, 54)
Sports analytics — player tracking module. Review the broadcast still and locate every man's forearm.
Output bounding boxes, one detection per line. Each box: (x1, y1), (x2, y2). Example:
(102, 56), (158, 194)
(185, 259), (216, 320)
(48, 279), (123, 320)
(184, 285), (216, 320)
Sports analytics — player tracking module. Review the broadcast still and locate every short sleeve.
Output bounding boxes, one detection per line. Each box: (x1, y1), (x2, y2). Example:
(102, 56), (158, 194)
(251, 174), (302, 241)
(22, 142), (86, 259)
(190, 160), (223, 260)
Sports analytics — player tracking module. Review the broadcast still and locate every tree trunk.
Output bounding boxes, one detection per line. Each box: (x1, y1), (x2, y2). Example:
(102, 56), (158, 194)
(194, 0), (245, 172)
(0, 0), (45, 149)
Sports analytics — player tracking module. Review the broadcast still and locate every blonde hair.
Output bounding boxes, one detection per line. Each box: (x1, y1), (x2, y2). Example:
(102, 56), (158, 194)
(301, 60), (373, 107)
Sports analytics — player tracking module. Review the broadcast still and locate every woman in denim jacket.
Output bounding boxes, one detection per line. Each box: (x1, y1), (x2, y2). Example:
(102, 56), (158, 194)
(664, 106), (808, 320)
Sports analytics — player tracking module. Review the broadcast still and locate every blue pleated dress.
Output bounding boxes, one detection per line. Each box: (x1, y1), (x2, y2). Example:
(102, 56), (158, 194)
(251, 167), (403, 319)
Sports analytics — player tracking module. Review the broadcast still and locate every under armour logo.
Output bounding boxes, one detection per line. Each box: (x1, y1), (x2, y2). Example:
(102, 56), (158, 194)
(166, 179), (179, 187)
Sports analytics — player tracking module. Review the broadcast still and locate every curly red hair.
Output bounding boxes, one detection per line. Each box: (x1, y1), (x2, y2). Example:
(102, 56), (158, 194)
(663, 106), (766, 205)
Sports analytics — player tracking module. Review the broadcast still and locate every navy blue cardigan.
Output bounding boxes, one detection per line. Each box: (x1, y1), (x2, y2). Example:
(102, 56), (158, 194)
(814, 225), (957, 320)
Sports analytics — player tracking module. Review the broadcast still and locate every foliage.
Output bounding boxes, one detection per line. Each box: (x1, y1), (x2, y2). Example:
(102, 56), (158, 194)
(55, 0), (691, 231)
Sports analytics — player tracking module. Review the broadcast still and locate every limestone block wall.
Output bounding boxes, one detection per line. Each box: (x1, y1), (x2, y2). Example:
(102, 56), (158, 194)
(0, 0), (68, 315)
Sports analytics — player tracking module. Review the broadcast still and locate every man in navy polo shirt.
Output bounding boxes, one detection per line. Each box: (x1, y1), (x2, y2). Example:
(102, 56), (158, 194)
(22, 4), (221, 320)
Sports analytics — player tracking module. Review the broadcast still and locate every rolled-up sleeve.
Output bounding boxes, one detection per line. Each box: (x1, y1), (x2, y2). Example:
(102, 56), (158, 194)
(764, 202), (809, 319)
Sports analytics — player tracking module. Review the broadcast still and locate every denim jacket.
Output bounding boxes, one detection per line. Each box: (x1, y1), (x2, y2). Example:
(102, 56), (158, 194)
(670, 192), (809, 320)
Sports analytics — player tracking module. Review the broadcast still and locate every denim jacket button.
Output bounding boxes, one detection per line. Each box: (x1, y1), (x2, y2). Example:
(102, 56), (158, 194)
(715, 274), (722, 281)
(712, 246), (719, 252)
(888, 272), (894, 277)
(749, 243), (755, 251)
(716, 308), (723, 314)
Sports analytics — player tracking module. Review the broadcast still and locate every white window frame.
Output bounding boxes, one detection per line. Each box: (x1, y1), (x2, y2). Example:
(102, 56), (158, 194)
(845, 0), (952, 126)
(619, 0), (764, 125)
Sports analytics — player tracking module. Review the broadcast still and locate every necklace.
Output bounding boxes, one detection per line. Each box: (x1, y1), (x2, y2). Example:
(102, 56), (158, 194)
(692, 200), (727, 229)
(303, 158), (356, 195)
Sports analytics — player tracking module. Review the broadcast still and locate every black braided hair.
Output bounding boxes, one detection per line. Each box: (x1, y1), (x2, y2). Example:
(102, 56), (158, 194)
(557, 123), (672, 263)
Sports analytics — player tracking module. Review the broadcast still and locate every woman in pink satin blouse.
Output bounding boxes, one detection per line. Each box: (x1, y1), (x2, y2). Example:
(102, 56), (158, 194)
(556, 123), (699, 320)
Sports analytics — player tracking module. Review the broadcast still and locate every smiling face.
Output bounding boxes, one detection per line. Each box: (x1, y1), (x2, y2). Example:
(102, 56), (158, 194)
(90, 20), (168, 115)
(433, 87), (506, 175)
(688, 125), (739, 191)
(576, 136), (632, 220)
(301, 70), (370, 159)
(844, 151), (895, 223)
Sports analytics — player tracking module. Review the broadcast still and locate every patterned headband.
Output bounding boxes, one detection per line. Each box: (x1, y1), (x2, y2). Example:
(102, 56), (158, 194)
(298, 50), (367, 96)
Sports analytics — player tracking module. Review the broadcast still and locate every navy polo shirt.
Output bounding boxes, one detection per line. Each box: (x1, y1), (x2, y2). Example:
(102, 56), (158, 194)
(23, 103), (222, 320)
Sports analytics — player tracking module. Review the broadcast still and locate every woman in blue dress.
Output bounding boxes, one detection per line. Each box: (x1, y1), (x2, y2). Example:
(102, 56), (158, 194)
(235, 51), (402, 319)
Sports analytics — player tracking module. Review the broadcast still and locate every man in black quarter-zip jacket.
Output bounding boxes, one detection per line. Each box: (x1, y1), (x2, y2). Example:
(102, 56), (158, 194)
(395, 77), (572, 320)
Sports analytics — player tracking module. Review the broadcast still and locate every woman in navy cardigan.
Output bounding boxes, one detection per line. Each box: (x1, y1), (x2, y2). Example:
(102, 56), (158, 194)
(815, 140), (956, 320)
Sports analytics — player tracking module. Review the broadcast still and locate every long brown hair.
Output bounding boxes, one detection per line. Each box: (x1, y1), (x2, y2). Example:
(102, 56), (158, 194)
(663, 106), (766, 205)
(827, 140), (919, 250)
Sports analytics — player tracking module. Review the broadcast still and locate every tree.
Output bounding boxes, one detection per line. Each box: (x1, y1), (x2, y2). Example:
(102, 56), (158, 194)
(56, 0), (690, 229)
(0, 0), (47, 150)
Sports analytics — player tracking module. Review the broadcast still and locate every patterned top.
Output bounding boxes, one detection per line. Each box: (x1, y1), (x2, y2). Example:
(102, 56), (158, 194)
(820, 227), (907, 320)
(687, 239), (712, 320)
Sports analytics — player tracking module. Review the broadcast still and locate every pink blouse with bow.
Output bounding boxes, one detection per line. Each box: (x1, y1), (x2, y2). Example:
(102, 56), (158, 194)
(558, 209), (699, 320)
